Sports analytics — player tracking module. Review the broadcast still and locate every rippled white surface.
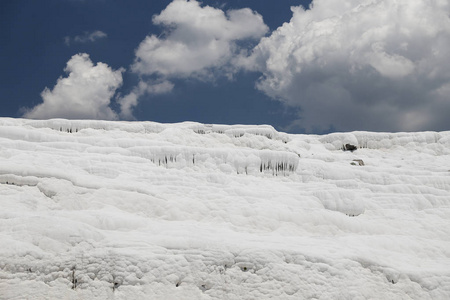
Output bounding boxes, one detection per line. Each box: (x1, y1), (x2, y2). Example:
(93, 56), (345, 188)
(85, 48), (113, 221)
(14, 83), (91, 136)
(1, 118), (449, 299)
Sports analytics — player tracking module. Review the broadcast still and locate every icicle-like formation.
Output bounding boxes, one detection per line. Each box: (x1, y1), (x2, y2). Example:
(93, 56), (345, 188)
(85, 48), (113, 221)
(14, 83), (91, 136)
(18, 118), (167, 134)
(132, 146), (298, 176)
(193, 124), (290, 143)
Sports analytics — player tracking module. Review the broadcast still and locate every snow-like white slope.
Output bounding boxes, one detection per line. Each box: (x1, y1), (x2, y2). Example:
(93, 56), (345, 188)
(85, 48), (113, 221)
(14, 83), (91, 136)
(0, 118), (449, 299)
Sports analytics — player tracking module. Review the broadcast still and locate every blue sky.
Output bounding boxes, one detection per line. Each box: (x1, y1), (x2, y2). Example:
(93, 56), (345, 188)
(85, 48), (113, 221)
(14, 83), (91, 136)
(1, 0), (450, 133)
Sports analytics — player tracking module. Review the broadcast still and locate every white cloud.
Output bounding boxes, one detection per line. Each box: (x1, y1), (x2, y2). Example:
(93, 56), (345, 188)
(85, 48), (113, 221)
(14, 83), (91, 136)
(122, 0), (268, 120)
(118, 80), (174, 120)
(65, 30), (107, 46)
(132, 0), (268, 78)
(246, 0), (450, 132)
(23, 53), (123, 120)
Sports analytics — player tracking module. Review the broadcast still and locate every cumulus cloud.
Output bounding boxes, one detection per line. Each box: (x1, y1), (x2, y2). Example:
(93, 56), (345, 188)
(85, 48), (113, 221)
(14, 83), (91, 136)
(65, 30), (107, 46)
(132, 0), (268, 79)
(118, 80), (174, 120)
(246, 0), (450, 132)
(122, 0), (268, 120)
(23, 53), (123, 120)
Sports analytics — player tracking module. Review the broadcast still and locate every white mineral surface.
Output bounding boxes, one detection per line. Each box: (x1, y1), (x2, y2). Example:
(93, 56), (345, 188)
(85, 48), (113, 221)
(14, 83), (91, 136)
(0, 118), (449, 299)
